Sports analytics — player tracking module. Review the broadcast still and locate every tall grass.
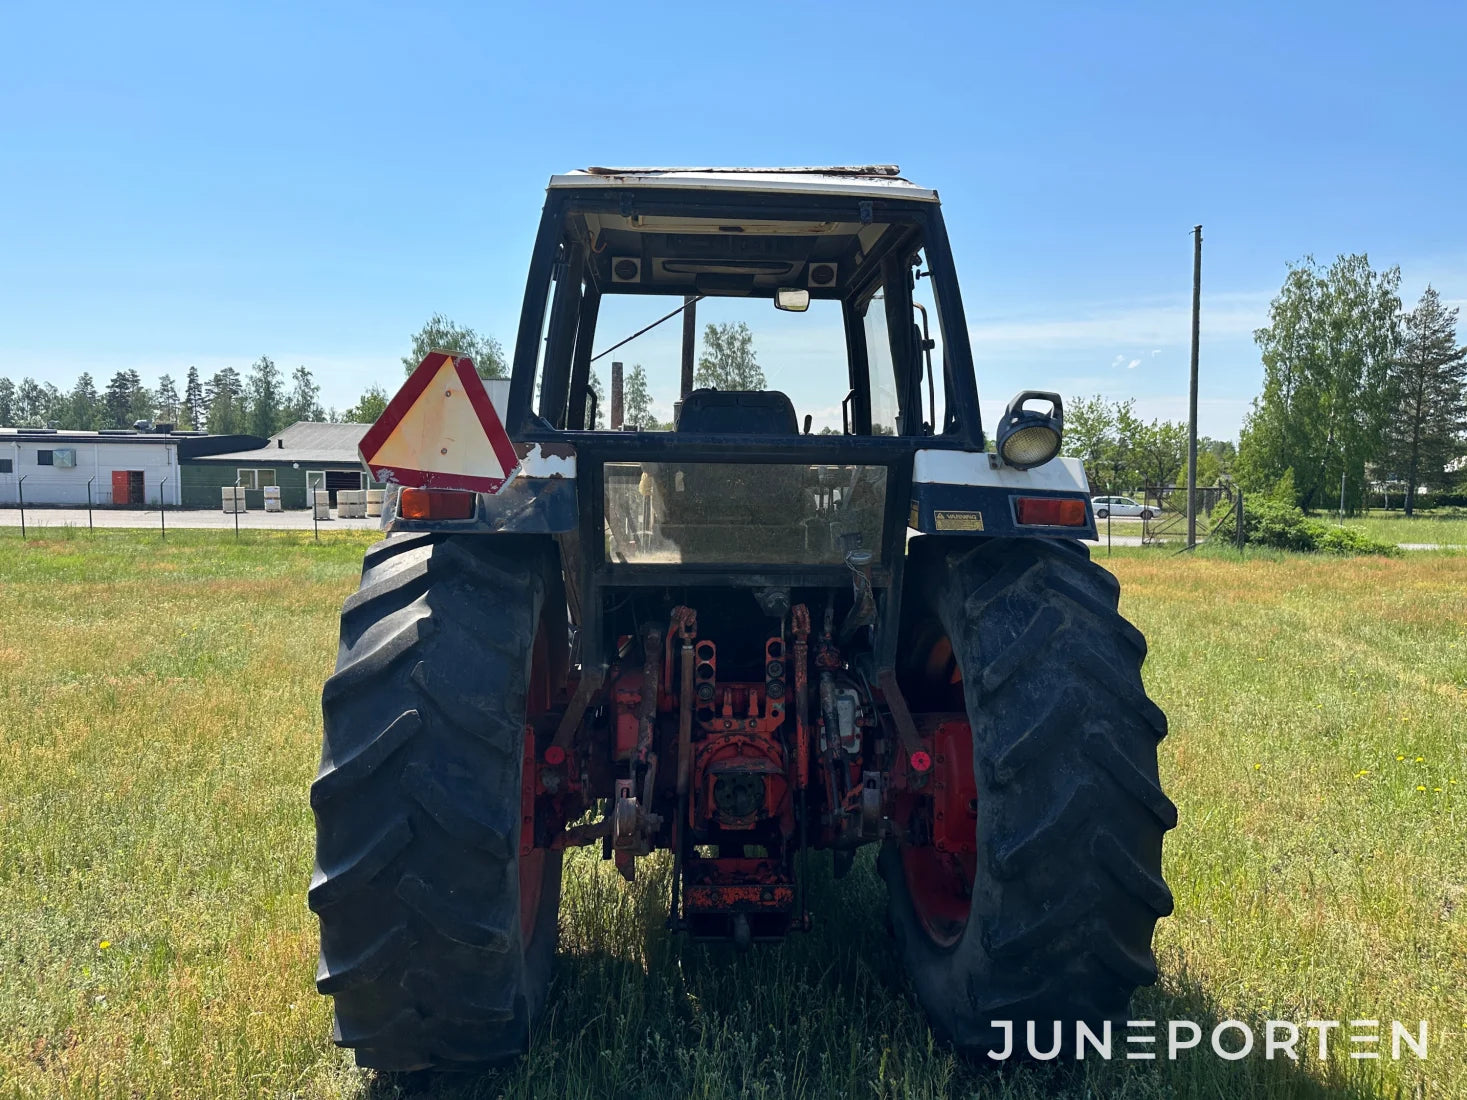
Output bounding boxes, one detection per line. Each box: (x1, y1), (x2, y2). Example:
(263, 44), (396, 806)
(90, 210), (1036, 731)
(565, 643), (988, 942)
(1348, 512), (1467, 547)
(0, 531), (1461, 1098)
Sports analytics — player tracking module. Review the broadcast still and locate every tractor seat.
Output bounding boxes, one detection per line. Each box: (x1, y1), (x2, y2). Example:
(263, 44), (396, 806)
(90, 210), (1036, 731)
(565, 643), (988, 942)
(676, 389), (799, 434)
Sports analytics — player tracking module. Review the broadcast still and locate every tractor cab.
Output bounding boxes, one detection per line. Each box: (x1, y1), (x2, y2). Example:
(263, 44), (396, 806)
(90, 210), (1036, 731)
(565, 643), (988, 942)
(504, 166), (983, 582)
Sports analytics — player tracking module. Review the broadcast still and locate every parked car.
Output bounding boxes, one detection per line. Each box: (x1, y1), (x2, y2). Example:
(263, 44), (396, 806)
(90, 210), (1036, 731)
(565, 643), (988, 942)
(1092, 495), (1155, 520)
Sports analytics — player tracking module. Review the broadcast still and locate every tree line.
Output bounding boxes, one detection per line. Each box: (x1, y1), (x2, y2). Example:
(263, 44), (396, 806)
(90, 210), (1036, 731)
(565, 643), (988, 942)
(0, 314), (503, 438)
(0, 358), (324, 438)
(1060, 257), (1466, 518)
(2, 314), (798, 439)
(1237, 256), (1466, 515)
(1061, 397), (1230, 493)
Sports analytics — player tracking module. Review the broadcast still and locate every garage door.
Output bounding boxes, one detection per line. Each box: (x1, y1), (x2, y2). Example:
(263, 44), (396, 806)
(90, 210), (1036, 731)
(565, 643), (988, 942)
(325, 469), (362, 505)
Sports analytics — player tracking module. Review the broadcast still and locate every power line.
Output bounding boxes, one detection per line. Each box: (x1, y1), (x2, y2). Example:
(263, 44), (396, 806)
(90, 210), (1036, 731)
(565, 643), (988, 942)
(590, 295), (706, 364)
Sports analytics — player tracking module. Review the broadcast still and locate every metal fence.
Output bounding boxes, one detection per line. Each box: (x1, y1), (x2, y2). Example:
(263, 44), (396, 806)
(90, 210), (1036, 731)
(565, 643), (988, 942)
(1141, 484), (1244, 549)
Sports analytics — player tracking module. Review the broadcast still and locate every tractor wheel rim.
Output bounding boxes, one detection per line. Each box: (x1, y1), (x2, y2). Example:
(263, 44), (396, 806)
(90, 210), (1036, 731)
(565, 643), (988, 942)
(901, 629), (975, 949)
(901, 846), (973, 948)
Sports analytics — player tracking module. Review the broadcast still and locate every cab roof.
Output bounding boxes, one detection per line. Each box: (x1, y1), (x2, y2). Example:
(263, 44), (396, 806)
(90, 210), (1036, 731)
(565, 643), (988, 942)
(548, 165), (938, 202)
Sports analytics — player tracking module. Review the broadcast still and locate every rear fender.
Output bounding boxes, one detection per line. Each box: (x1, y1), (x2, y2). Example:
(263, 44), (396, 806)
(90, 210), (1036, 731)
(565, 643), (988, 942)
(907, 450), (1096, 541)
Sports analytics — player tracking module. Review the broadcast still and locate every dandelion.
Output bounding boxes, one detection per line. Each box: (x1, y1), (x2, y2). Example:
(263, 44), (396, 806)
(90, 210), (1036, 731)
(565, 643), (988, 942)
(1415, 756), (1424, 763)
(1434, 788), (1442, 793)
(1416, 785), (1426, 792)
(99, 941), (110, 949)
(1356, 769), (1370, 778)
(1253, 763), (1262, 771)
(1397, 755), (1406, 761)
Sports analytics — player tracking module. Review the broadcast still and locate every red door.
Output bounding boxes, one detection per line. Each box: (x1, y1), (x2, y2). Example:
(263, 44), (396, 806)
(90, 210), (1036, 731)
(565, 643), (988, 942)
(111, 470), (130, 505)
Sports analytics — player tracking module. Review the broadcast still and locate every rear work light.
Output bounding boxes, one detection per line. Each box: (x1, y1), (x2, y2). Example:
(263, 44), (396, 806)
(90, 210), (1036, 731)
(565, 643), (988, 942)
(1015, 496), (1088, 527)
(995, 390), (1063, 470)
(399, 488), (476, 520)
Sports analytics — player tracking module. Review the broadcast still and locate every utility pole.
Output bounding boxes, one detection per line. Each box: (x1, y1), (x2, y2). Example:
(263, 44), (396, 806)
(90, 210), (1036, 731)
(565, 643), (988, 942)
(610, 361), (624, 430)
(1186, 225), (1202, 549)
(680, 295), (697, 402)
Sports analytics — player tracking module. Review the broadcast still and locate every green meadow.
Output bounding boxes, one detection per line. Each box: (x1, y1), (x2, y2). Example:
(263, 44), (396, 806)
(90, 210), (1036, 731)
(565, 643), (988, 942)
(0, 530), (1462, 1098)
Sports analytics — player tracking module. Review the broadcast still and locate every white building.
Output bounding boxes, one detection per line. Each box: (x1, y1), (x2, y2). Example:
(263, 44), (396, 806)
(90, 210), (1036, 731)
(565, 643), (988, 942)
(0, 428), (265, 507)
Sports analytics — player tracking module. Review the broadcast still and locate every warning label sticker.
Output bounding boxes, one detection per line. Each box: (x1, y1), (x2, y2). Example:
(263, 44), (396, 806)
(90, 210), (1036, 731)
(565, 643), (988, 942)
(934, 510), (985, 531)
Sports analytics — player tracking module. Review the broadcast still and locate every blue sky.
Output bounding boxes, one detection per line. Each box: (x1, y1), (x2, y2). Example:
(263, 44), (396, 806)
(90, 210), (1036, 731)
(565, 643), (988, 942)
(2, 0), (1464, 440)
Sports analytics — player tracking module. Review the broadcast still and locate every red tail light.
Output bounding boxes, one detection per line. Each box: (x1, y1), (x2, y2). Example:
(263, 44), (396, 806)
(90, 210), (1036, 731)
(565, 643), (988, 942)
(1015, 497), (1087, 527)
(399, 488), (476, 520)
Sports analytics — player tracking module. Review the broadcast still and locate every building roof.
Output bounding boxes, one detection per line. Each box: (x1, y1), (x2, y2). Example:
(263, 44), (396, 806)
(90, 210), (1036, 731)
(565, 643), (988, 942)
(0, 427), (267, 458)
(549, 165), (938, 202)
(190, 421), (371, 466)
(2, 427), (182, 445)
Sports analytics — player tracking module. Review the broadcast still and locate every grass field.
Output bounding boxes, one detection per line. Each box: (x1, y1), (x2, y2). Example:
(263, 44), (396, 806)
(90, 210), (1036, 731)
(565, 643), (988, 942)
(1103, 509), (1467, 548)
(1349, 512), (1467, 548)
(0, 529), (1463, 1099)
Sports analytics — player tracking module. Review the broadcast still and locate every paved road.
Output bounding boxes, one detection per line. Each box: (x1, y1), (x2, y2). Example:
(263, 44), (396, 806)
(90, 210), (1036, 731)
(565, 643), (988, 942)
(0, 506), (382, 532)
(2, 507), (1460, 550)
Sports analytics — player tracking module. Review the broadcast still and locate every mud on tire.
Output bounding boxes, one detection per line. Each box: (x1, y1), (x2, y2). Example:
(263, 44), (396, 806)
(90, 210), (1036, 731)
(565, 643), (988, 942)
(309, 533), (562, 1071)
(881, 537), (1176, 1056)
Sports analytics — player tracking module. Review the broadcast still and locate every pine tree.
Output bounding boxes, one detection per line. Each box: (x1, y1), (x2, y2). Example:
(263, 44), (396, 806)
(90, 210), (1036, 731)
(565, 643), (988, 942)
(285, 365), (324, 423)
(204, 368), (245, 434)
(68, 373), (102, 430)
(103, 371), (135, 428)
(183, 365), (204, 430)
(155, 374), (180, 424)
(246, 356), (284, 438)
(1384, 286), (1467, 514)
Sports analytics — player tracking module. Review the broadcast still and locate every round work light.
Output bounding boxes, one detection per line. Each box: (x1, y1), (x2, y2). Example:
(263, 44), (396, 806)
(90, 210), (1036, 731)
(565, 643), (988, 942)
(995, 391), (1064, 470)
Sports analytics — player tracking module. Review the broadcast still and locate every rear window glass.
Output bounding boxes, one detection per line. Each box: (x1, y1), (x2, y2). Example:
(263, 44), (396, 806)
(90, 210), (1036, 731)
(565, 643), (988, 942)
(605, 461), (888, 564)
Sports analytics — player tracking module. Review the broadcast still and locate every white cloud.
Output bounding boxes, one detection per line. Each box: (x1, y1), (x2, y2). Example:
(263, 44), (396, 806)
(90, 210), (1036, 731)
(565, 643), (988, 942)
(1151, 348), (1161, 356)
(968, 290), (1271, 353)
(1111, 354), (1125, 367)
(1127, 358), (1141, 369)
(981, 395), (1250, 443)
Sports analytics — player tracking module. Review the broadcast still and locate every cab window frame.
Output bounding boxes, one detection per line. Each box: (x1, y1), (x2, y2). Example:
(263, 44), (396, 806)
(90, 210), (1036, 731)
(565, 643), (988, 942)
(506, 188), (983, 448)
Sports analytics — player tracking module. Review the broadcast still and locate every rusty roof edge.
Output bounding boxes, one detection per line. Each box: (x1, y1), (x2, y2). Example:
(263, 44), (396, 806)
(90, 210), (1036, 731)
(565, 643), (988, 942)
(584, 165), (902, 177)
(549, 169), (937, 202)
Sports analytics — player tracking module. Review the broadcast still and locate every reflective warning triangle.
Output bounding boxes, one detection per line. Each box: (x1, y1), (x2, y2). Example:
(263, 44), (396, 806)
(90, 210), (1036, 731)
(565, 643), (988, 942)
(358, 352), (521, 493)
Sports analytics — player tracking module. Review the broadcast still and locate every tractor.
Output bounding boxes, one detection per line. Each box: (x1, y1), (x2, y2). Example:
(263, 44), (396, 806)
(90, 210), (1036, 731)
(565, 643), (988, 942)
(309, 166), (1175, 1071)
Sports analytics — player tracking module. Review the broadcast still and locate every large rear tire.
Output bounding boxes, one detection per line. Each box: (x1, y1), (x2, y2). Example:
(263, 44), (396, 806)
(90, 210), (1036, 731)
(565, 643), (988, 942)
(882, 537), (1175, 1056)
(309, 533), (563, 1071)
